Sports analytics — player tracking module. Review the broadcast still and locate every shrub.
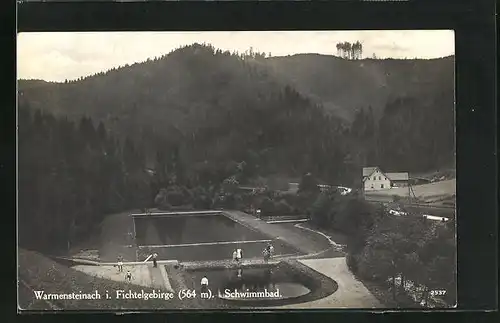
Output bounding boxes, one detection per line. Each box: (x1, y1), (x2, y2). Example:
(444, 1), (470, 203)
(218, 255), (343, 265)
(267, 176), (289, 191)
(295, 192), (319, 214)
(298, 172), (320, 195)
(260, 197), (275, 216)
(346, 253), (358, 274)
(167, 190), (185, 206)
(191, 186), (209, 209)
(275, 200), (293, 216)
(309, 193), (332, 227)
(332, 197), (376, 235)
(169, 205), (194, 211)
(154, 188), (168, 207)
(158, 203), (172, 211)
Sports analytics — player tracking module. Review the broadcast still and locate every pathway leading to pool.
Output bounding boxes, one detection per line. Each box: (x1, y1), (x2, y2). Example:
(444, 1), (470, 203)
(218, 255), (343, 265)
(223, 211), (339, 256)
(73, 263), (174, 292)
(277, 257), (383, 309)
(73, 209), (323, 296)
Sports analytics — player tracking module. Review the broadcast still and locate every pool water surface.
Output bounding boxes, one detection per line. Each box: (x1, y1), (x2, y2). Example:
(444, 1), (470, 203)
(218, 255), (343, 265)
(134, 214), (301, 261)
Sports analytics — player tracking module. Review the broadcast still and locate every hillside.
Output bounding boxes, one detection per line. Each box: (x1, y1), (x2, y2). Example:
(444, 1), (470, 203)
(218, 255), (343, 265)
(18, 43), (455, 178)
(19, 44), (289, 138)
(19, 44), (350, 180)
(266, 54), (454, 121)
(18, 48), (454, 126)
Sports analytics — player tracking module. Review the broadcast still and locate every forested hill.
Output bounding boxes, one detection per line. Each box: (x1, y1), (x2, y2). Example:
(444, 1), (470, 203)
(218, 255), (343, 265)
(18, 46), (454, 125)
(265, 54), (454, 121)
(19, 43), (350, 182)
(18, 43), (455, 178)
(19, 43), (294, 138)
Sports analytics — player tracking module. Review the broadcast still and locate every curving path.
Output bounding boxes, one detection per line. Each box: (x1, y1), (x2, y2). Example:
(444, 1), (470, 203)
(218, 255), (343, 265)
(277, 258), (383, 308)
(221, 211), (382, 308)
(74, 209), (380, 308)
(222, 211), (339, 256)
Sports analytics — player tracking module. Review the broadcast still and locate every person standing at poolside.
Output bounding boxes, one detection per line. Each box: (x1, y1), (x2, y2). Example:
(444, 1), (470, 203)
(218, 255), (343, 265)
(263, 247), (270, 262)
(117, 255), (124, 272)
(201, 276), (209, 294)
(125, 270), (132, 282)
(268, 243), (274, 257)
(236, 248), (243, 262)
(152, 253), (158, 268)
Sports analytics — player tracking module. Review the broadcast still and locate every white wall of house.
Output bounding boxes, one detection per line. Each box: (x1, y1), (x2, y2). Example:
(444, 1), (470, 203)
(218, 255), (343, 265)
(364, 169), (391, 191)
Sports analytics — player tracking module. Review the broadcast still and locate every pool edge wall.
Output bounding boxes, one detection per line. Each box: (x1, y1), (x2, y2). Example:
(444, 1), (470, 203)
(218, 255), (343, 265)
(214, 259), (338, 307)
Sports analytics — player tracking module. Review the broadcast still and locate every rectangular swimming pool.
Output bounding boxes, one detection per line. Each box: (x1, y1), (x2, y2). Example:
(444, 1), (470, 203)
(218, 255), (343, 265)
(134, 214), (302, 261)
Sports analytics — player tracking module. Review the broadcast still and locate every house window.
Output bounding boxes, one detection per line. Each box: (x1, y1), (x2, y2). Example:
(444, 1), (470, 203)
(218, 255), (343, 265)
(371, 185), (374, 189)
(381, 184), (384, 188)
(379, 176), (381, 180)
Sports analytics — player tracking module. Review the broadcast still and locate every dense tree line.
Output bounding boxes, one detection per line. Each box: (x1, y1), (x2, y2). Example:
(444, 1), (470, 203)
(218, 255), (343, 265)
(351, 214), (456, 307)
(306, 184), (456, 307)
(18, 98), (456, 307)
(19, 43), (454, 179)
(176, 83), (349, 184)
(348, 89), (455, 172)
(17, 43), (455, 257)
(18, 106), (152, 254)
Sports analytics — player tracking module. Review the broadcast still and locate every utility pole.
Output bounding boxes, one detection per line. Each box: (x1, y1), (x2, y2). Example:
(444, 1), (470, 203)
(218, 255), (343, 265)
(361, 167), (365, 200)
(408, 176), (411, 205)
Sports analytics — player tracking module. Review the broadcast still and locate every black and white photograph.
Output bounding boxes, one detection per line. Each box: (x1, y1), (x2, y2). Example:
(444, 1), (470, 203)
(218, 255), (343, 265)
(17, 30), (456, 310)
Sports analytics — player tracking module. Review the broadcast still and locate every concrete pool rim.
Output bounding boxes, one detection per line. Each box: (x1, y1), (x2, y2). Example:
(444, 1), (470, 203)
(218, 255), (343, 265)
(191, 259), (339, 307)
(134, 210), (308, 259)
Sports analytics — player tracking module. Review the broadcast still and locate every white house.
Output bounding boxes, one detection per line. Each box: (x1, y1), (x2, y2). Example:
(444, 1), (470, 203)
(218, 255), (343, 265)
(363, 167), (409, 191)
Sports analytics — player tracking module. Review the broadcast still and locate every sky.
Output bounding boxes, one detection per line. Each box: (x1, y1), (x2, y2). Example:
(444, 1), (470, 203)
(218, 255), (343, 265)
(17, 30), (455, 82)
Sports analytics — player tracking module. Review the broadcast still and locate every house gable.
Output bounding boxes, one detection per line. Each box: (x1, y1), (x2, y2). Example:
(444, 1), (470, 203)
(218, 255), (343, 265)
(363, 167), (390, 182)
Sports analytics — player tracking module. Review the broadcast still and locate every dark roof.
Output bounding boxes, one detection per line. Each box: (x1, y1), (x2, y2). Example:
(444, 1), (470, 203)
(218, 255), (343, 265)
(386, 172), (409, 181)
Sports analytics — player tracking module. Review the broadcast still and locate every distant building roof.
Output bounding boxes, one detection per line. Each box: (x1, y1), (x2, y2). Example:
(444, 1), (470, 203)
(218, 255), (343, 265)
(386, 172), (409, 181)
(363, 167), (378, 177)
